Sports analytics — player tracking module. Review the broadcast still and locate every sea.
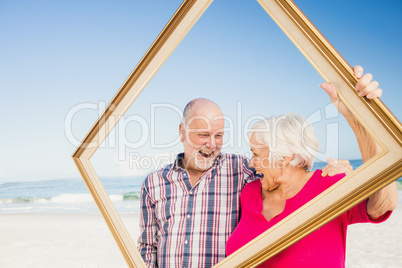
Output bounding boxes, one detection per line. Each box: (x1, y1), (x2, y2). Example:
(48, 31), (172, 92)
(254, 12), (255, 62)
(1, 159), (401, 214)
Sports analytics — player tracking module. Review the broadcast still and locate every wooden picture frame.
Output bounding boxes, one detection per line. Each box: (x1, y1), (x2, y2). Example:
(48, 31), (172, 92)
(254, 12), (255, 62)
(72, 0), (402, 267)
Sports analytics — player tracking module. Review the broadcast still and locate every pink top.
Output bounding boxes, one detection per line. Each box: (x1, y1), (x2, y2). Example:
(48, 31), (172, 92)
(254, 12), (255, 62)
(226, 170), (391, 268)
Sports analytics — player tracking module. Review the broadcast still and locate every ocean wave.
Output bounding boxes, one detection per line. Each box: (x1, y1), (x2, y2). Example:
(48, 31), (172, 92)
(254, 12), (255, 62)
(0, 191), (141, 204)
(0, 197), (49, 204)
(49, 193), (94, 203)
(1, 181), (399, 205)
(123, 191), (141, 200)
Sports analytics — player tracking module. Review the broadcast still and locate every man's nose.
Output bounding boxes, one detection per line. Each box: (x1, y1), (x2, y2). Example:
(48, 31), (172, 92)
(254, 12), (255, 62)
(206, 137), (217, 149)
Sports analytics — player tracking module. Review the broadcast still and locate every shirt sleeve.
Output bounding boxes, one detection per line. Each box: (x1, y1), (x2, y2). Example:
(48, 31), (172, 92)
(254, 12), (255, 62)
(241, 156), (260, 187)
(347, 198), (393, 225)
(137, 179), (159, 268)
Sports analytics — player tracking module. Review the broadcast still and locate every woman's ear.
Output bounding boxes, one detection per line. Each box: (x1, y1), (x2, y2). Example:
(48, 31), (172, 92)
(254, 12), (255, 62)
(282, 155), (294, 168)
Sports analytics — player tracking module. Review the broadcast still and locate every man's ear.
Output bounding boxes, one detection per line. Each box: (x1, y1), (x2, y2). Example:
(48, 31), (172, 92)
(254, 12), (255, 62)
(179, 123), (185, 142)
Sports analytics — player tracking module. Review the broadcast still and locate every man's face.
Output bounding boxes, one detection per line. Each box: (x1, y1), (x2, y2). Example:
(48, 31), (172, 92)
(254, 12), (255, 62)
(180, 114), (225, 173)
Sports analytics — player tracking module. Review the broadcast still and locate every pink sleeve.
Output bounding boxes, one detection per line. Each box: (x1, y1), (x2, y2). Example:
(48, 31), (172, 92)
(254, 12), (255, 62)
(347, 199), (393, 225)
(319, 172), (392, 225)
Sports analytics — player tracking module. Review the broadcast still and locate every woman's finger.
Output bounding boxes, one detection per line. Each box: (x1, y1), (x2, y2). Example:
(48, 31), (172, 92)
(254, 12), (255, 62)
(353, 65), (363, 78)
(367, 88), (383, 99)
(358, 80), (379, 96)
(356, 73), (373, 91)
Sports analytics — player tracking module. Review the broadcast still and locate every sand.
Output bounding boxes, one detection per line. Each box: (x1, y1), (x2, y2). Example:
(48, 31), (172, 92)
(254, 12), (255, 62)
(0, 213), (138, 268)
(1, 208), (401, 268)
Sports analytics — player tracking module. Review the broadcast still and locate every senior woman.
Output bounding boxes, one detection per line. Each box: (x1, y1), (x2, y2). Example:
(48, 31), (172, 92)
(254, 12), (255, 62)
(226, 67), (398, 267)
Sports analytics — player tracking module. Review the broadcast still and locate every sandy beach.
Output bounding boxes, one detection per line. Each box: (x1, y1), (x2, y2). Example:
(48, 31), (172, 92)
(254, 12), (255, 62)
(1, 208), (401, 268)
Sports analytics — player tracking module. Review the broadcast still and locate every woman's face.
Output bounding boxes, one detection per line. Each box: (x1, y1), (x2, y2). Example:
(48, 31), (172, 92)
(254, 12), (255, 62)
(249, 135), (283, 191)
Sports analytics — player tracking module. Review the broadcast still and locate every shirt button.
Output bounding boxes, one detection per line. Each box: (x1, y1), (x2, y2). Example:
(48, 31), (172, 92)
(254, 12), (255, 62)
(185, 240), (188, 244)
(187, 214), (190, 218)
(189, 191), (193, 194)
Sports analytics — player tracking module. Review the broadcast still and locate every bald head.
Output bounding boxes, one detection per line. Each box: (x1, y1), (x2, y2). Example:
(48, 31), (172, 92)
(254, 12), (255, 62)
(182, 98), (223, 125)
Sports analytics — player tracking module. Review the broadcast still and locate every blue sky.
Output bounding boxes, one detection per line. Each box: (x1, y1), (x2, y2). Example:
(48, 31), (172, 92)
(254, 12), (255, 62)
(0, 0), (401, 183)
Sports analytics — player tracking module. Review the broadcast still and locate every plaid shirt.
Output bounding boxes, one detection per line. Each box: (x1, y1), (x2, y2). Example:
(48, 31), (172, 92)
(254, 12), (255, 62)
(138, 153), (257, 268)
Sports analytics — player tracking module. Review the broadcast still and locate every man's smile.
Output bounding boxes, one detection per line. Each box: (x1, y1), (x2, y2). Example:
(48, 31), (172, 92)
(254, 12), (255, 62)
(199, 150), (213, 158)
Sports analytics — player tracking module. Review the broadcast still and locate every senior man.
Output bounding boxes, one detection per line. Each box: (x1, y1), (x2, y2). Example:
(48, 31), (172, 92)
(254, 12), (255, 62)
(137, 67), (387, 267)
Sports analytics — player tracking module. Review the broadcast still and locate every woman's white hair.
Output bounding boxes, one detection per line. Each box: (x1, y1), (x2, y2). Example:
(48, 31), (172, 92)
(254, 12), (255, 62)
(248, 113), (319, 171)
